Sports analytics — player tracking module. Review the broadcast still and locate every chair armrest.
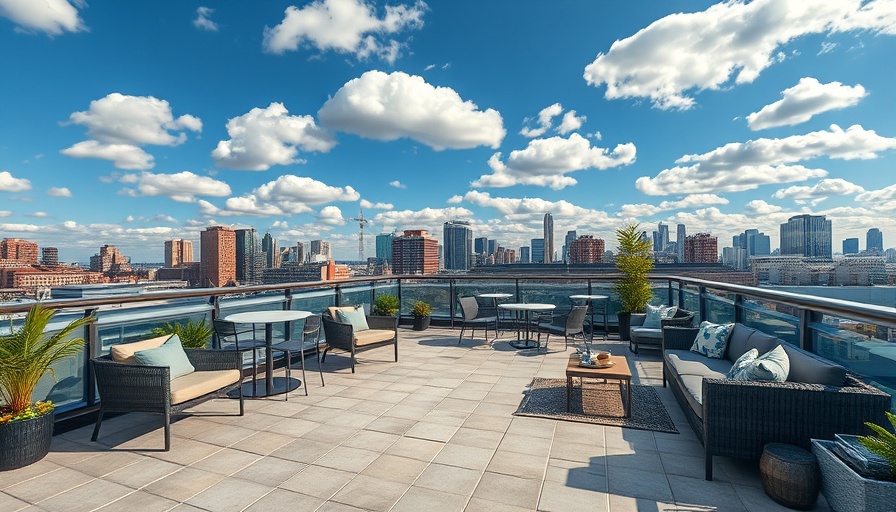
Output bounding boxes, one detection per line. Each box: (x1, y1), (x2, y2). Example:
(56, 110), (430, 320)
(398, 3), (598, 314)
(366, 315), (398, 331)
(630, 314), (646, 327)
(322, 316), (355, 351)
(663, 312), (694, 328)
(186, 349), (241, 372)
(91, 357), (170, 412)
(662, 327), (699, 351)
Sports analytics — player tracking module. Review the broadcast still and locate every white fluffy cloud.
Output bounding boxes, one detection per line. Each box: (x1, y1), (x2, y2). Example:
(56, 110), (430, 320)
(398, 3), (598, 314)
(120, 171), (231, 202)
(62, 93), (201, 170)
(520, 103), (585, 138)
(200, 175), (359, 217)
(389, 180), (407, 189)
(0, 171), (32, 192)
(0, 0), (85, 36)
(263, 0), (426, 63)
(856, 184), (896, 203)
(360, 199), (393, 210)
(747, 77), (867, 130)
(373, 206), (474, 233)
(193, 7), (218, 31)
(318, 70), (505, 150)
(583, 0), (896, 110)
(318, 206), (345, 226)
(557, 110), (585, 135)
(617, 194), (729, 218)
(212, 103), (335, 171)
(773, 178), (865, 203)
(746, 200), (784, 214)
(472, 133), (636, 190)
(47, 187), (72, 197)
(637, 124), (896, 195)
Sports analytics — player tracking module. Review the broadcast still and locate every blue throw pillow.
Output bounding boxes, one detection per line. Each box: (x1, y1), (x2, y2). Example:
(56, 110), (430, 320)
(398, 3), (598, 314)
(643, 305), (676, 328)
(337, 307), (369, 332)
(733, 345), (790, 382)
(690, 321), (734, 359)
(133, 334), (195, 379)
(727, 348), (759, 379)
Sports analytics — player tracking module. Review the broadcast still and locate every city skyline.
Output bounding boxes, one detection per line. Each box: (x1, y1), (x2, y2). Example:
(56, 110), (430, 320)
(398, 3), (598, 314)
(2, 1), (895, 262)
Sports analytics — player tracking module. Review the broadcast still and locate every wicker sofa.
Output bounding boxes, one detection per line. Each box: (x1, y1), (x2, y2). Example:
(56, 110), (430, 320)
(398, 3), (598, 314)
(629, 307), (695, 353)
(662, 323), (890, 481)
(321, 306), (398, 373)
(91, 335), (243, 451)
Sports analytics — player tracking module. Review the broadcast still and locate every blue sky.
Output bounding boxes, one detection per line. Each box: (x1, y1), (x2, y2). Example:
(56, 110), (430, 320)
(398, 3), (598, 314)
(1, 0), (895, 263)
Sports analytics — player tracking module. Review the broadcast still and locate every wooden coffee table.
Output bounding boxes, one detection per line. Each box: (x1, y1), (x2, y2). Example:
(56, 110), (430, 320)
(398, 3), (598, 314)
(566, 355), (632, 417)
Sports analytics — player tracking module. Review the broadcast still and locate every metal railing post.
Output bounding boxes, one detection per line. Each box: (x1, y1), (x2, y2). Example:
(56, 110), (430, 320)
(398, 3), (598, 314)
(449, 279), (456, 326)
(84, 307), (99, 406)
(734, 294), (745, 325)
(284, 289), (293, 340)
(698, 286), (707, 323)
(677, 281), (684, 309)
(798, 308), (813, 351)
(667, 280), (673, 306)
(335, 283), (342, 307)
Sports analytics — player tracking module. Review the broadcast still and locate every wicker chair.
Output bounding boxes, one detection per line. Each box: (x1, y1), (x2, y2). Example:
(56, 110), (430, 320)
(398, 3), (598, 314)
(535, 305), (588, 350)
(662, 326), (890, 480)
(321, 312), (398, 373)
(457, 296), (498, 344)
(629, 308), (695, 353)
(91, 349), (243, 451)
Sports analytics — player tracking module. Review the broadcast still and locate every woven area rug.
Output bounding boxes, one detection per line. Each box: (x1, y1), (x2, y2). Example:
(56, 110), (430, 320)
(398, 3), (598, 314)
(514, 377), (678, 434)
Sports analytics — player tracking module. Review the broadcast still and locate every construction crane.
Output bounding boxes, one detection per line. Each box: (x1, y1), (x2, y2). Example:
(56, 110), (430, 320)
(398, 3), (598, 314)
(348, 208), (371, 261)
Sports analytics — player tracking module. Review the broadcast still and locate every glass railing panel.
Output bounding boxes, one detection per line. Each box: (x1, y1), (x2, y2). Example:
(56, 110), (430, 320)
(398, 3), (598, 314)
(741, 300), (799, 345)
(400, 280), (451, 317)
(704, 291), (735, 324)
(515, 279), (592, 317)
(338, 285), (372, 313)
(811, 318), (896, 410)
(681, 287), (700, 320)
(33, 329), (86, 413)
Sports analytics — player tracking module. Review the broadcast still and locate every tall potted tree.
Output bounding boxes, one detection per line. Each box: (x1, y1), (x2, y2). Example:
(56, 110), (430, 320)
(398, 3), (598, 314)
(1, 305), (95, 471)
(614, 224), (654, 341)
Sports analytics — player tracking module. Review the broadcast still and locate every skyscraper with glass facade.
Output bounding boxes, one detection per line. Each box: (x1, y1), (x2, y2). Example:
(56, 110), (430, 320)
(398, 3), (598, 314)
(375, 233), (394, 263)
(543, 213), (554, 263)
(867, 228), (883, 252)
(780, 214), (832, 259)
(531, 238), (545, 264)
(443, 220), (473, 271)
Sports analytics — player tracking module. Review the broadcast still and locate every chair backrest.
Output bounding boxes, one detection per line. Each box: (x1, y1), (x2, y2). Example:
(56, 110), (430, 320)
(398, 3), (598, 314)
(565, 306), (588, 334)
(459, 296), (479, 321)
(303, 315), (321, 341)
(213, 319), (249, 349)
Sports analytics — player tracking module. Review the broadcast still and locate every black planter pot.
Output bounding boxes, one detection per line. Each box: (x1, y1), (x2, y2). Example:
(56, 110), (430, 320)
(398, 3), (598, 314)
(0, 410), (54, 471)
(412, 316), (431, 331)
(618, 312), (632, 341)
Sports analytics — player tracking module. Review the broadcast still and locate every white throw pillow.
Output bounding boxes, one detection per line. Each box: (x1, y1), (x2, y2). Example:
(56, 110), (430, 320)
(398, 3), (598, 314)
(690, 321), (734, 359)
(732, 345), (790, 382)
(727, 348), (759, 379)
(643, 305), (676, 329)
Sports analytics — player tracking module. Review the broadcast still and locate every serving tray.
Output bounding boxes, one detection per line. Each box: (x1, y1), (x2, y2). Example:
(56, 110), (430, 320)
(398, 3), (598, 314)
(578, 360), (615, 369)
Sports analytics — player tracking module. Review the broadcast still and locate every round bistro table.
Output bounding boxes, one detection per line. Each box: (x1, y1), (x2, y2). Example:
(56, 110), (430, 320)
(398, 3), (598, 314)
(499, 303), (556, 349)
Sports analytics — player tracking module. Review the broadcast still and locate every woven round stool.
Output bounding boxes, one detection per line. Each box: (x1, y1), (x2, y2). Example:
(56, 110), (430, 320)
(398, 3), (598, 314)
(760, 443), (821, 510)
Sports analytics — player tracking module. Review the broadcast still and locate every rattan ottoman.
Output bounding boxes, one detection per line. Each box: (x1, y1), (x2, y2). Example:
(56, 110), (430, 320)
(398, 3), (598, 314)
(760, 443), (821, 510)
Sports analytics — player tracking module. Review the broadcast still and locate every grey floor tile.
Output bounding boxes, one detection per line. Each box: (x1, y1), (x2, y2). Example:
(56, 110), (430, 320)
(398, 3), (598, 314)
(414, 463), (483, 496)
(185, 477), (272, 512)
(471, 472), (540, 509)
(606, 466), (673, 502)
(314, 445), (380, 473)
(232, 456), (307, 486)
(141, 467), (226, 502)
(667, 474), (746, 512)
(391, 485), (468, 512)
(103, 457), (182, 489)
(342, 429), (400, 452)
(383, 436), (444, 462)
(0, 461), (63, 490)
(188, 447), (261, 476)
(279, 465), (355, 499)
(94, 490), (179, 512)
(538, 480), (610, 512)
(465, 496), (532, 512)
(37, 479), (134, 512)
(432, 443), (495, 471)
(243, 488), (325, 511)
(0, 491), (29, 512)
(4, 468), (93, 504)
(360, 454), (429, 484)
(269, 438), (335, 464)
(487, 449), (547, 480)
(330, 474), (410, 511)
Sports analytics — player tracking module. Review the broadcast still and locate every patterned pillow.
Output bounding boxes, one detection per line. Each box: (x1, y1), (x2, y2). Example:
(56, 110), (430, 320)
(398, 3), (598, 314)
(643, 305), (677, 329)
(732, 345), (790, 382)
(336, 306), (369, 332)
(690, 321), (734, 359)
(727, 348), (759, 379)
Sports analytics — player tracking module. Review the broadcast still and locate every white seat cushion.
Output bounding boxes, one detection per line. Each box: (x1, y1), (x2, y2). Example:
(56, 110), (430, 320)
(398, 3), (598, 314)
(170, 369), (241, 405)
(354, 329), (395, 346)
(111, 335), (170, 364)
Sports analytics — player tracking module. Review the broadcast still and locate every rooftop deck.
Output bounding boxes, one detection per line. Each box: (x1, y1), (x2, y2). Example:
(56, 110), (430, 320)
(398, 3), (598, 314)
(2, 328), (832, 511)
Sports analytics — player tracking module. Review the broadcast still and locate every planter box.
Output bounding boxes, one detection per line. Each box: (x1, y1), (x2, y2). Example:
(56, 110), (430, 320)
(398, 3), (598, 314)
(833, 434), (891, 481)
(812, 439), (896, 512)
(412, 316), (430, 331)
(0, 410), (54, 471)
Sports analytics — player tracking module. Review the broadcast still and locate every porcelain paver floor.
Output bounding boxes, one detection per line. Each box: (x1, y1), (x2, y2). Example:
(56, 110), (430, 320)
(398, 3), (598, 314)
(1, 328), (832, 511)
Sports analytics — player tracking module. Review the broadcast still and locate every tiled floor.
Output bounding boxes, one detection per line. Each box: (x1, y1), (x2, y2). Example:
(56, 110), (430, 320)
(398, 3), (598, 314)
(1, 328), (832, 511)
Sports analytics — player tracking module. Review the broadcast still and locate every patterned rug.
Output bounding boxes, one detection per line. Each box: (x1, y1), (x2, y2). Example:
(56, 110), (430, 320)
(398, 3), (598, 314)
(514, 377), (678, 434)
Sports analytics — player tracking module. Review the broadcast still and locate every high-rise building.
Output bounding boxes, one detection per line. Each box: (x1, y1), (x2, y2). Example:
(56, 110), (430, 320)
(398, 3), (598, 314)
(164, 239), (194, 267)
(543, 213), (554, 263)
(654, 222), (669, 252)
(40, 247), (59, 266)
(568, 235), (604, 264)
(733, 229), (771, 257)
(443, 220), (473, 271)
(392, 230), (439, 275)
(474, 237), (488, 256)
(200, 226), (236, 287)
(375, 233), (394, 263)
(487, 239), (497, 256)
(843, 238), (859, 255)
(531, 238), (545, 263)
(1, 238), (39, 264)
(262, 232), (279, 268)
(722, 246), (749, 270)
(676, 224), (686, 262)
(234, 228), (262, 285)
(780, 214), (832, 259)
(295, 242), (305, 264)
(90, 245), (131, 273)
(684, 233), (718, 263)
(563, 230), (577, 263)
(310, 240), (331, 262)
(495, 247), (515, 264)
(519, 246), (530, 263)
(867, 228), (883, 252)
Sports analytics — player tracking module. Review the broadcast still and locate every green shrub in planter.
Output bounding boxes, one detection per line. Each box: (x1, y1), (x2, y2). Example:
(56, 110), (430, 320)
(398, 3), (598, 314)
(151, 318), (213, 349)
(374, 294), (400, 316)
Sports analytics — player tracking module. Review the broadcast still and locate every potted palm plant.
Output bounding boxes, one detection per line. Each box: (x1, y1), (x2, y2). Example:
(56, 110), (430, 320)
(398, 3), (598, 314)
(373, 294), (400, 316)
(411, 301), (432, 331)
(614, 224), (654, 341)
(1, 305), (95, 471)
(151, 318), (213, 349)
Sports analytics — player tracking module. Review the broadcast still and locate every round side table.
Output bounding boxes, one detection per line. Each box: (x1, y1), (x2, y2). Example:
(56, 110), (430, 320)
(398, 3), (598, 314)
(759, 443), (821, 510)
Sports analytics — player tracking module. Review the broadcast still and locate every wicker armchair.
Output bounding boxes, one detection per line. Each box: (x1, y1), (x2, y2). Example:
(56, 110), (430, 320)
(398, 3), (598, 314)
(321, 313), (398, 373)
(629, 308), (695, 353)
(662, 326), (890, 480)
(91, 349), (243, 451)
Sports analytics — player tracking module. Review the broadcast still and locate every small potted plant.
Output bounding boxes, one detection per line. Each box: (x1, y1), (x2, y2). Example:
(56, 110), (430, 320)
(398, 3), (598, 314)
(151, 318), (213, 349)
(812, 411), (896, 512)
(374, 294), (400, 316)
(411, 301), (432, 331)
(613, 223), (654, 340)
(1, 305), (95, 471)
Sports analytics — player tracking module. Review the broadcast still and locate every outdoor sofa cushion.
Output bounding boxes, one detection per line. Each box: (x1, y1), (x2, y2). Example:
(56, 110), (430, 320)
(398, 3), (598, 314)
(110, 335), (169, 363)
(724, 324), (781, 362)
(133, 335), (195, 379)
(354, 329), (397, 346)
(337, 307), (369, 331)
(781, 343), (847, 386)
(170, 369), (241, 405)
(630, 327), (662, 342)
